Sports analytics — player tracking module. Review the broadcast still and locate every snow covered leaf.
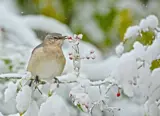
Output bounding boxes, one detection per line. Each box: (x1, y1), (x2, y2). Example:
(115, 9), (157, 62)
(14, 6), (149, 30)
(39, 94), (69, 116)
(4, 82), (17, 102)
(111, 52), (138, 97)
(16, 85), (32, 113)
(124, 25), (140, 39)
(139, 15), (158, 32)
(23, 101), (39, 116)
(139, 19), (149, 32)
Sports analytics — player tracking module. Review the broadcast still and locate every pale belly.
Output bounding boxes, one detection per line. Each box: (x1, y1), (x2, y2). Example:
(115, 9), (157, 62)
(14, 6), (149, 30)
(32, 60), (64, 80)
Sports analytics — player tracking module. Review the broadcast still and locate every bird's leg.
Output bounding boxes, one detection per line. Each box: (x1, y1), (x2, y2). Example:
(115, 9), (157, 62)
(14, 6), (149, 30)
(53, 77), (60, 88)
(29, 79), (34, 87)
(32, 75), (42, 94)
(34, 85), (42, 94)
(34, 75), (40, 84)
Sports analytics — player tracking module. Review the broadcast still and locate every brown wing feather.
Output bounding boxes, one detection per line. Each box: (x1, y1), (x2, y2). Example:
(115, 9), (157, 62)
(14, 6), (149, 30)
(27, 46), (44, 72)
(32, 43), (43, 54)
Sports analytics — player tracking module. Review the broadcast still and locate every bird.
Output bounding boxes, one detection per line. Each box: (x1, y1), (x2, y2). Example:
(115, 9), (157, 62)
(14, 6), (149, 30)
(27, 33), (67, 86)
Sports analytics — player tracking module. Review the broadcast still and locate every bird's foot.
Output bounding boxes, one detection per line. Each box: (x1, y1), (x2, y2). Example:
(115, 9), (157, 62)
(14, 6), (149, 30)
(34, 85), (42, 94)
(28, 76), (42, 94)
(29, 78), (34, 87)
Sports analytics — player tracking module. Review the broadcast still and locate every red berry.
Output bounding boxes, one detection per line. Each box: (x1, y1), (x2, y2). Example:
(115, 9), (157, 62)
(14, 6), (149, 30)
(68, 36), (72, 40)
(117, 92), (120, 97)
(69, 57), (73, 60)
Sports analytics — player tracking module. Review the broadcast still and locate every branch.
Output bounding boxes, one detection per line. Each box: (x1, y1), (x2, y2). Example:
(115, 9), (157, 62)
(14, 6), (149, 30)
(0, 73), (30, 79)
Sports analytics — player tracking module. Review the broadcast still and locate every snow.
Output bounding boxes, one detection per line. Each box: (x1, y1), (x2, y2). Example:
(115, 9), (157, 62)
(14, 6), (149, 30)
(145, 38), (160, 63)
(110, 100), (145, 116)
(111, 52), (138, 97)
(148, 103), (160, 116)
(132, 41), (145, 59)
(8, 113), (20, 116)
(0, 72), (31, 79)
(115, 42), (124, 56)
(38, 94), (69, 116)
(139, 15), (159, 31)
(146, 15), (159, 29)
(22, 15), (72, 36)
(0, 6), (40, 47)
(0, 112), (3, 116)
(57, 73), (77, 82)
(16, 85), (32, 113)
(23, 101), (39, 116)
(4, 82), (17, 102)
(124, 25), (140, 39)
(0, 1), (160, 115)
(139, 19), (149, 32)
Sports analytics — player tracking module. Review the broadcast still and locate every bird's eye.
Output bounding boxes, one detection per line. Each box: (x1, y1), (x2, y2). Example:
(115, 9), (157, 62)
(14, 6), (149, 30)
(54, 36), (59, 39)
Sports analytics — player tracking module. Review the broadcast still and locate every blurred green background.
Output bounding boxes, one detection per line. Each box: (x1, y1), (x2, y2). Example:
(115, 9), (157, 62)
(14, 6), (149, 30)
(15, 0), (160, 70)
(16, 0), (159, 52)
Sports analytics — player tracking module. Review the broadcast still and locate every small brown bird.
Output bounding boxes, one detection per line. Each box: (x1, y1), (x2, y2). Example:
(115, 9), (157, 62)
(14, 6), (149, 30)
(27, 33), (66, 85)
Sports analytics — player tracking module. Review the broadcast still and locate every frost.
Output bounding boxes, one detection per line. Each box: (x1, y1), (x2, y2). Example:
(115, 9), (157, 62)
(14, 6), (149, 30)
(16, 85), (32, 113)
(4, 82), (17, 102)
(70, 85), (91, 112)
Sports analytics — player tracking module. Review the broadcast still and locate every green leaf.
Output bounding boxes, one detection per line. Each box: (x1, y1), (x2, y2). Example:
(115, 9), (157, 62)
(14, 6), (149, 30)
(77, 104), (84, 112)
(150, 59), (160, 71)
(2, 59), (12, 65)
(48, 91), (53, 97)
(137, 31), (155, 45)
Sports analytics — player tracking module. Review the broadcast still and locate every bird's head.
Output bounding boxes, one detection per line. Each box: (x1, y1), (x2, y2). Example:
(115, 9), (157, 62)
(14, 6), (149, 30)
(44, 33), (67, 47)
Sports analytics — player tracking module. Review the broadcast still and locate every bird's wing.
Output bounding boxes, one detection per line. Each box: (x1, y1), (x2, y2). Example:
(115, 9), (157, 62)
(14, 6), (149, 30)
(32, 43), (43, 54)
(27, 44), (44, 72)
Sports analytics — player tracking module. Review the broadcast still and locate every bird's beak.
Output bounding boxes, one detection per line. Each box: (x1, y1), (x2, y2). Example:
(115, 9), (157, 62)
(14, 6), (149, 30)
(61, 36), (67, 40)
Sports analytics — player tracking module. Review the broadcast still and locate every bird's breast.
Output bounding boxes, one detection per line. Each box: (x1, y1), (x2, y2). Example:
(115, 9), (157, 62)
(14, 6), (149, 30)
(35, 58), (65, 80)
